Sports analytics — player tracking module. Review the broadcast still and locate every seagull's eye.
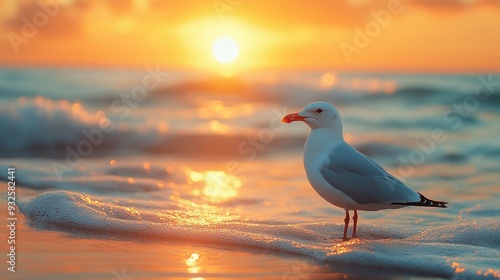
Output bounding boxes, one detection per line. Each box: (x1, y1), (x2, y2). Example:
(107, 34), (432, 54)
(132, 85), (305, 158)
(316, 108), (323, 114)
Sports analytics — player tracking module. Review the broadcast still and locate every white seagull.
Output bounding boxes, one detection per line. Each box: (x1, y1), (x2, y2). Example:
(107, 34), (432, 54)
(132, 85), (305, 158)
(282, 102), (447, 241)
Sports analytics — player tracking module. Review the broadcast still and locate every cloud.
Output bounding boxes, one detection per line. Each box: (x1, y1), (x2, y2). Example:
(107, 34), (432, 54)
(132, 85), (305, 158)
(2, 0), (90, 37)
(196, 0), (500, 31)
(412, 0), (496, 9)
(2, 0), (498, 40)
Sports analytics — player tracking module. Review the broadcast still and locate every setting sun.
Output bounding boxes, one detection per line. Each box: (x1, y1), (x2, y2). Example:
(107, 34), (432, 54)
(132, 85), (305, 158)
(212, 37), (240, 64)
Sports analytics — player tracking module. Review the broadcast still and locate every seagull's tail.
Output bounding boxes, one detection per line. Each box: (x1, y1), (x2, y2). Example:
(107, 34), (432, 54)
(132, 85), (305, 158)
(392, 192), (448, 208)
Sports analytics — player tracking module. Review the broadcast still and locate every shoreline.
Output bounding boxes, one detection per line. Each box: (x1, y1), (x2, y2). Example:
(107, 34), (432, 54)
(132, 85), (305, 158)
(0, 197), (457, 280)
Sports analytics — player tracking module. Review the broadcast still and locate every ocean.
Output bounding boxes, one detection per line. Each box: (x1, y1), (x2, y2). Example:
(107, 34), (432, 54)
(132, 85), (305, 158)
(0, 67), (499, 279)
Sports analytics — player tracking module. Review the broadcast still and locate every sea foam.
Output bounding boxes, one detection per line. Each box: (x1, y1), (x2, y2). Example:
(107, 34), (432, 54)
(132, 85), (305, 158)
(20, 191), (500, 279)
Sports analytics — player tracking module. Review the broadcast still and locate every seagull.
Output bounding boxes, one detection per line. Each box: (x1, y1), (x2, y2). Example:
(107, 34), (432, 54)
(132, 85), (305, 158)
(282, 102), (448, 241)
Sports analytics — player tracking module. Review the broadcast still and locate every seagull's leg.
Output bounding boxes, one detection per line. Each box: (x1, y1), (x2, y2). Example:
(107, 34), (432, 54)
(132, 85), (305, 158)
(352, 210), (358, 238)
(343, 210), (349, 241)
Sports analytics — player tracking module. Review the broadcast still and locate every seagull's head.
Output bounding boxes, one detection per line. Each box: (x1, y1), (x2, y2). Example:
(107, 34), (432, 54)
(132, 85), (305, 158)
(282, 102), (342, 130)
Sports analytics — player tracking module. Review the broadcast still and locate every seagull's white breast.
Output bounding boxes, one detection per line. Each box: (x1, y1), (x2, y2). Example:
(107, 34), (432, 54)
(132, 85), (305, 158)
(303, 129), (359, 210)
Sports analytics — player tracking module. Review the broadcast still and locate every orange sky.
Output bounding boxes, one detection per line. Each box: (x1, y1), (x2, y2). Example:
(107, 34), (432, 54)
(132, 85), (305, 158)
(1, 0), (499, 73)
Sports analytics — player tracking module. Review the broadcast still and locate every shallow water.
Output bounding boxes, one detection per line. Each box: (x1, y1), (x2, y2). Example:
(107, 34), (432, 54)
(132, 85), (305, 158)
(1, 68), (499, 279)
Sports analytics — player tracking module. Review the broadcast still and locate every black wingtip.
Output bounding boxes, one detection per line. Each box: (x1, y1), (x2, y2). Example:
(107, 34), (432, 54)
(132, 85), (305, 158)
(392, 192), (448, 208)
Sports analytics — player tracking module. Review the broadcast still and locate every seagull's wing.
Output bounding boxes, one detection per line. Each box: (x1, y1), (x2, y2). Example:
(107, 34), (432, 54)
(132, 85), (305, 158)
(319, 142), (420, 205)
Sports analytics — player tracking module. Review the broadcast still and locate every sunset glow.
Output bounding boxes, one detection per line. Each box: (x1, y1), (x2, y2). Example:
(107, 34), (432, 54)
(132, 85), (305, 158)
(1, 1), (498, 72)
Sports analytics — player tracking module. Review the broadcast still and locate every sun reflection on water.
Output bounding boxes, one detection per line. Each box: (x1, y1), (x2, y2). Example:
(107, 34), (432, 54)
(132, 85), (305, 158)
(187, 169), (242, 203)
(320, 72), (336, 89)
(451, 262), (466, 274)
(198, 120), (230, 134)
(327, 239), (361, 256)
(186, 253), (203, 279)
(168, 195), (238, 226)
(196, 100), (254, 119)
(477, 268), (500, 277)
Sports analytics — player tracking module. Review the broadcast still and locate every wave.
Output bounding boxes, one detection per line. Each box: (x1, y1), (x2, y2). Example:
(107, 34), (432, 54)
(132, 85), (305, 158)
(1, 83), (497, 163)
(0, 97), (304, 159)
(14, 175), (167, 193)
(0, 96), (433, 160)
(19, 191), (500, 279)
(0, 97), (166, 157)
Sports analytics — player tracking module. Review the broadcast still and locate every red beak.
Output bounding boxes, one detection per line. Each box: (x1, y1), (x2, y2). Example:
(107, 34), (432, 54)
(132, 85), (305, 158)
(282, 112), (306, 124)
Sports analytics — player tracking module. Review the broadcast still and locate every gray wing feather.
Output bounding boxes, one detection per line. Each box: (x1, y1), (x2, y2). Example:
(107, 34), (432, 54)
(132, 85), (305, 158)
(319, 142), (418, 205)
